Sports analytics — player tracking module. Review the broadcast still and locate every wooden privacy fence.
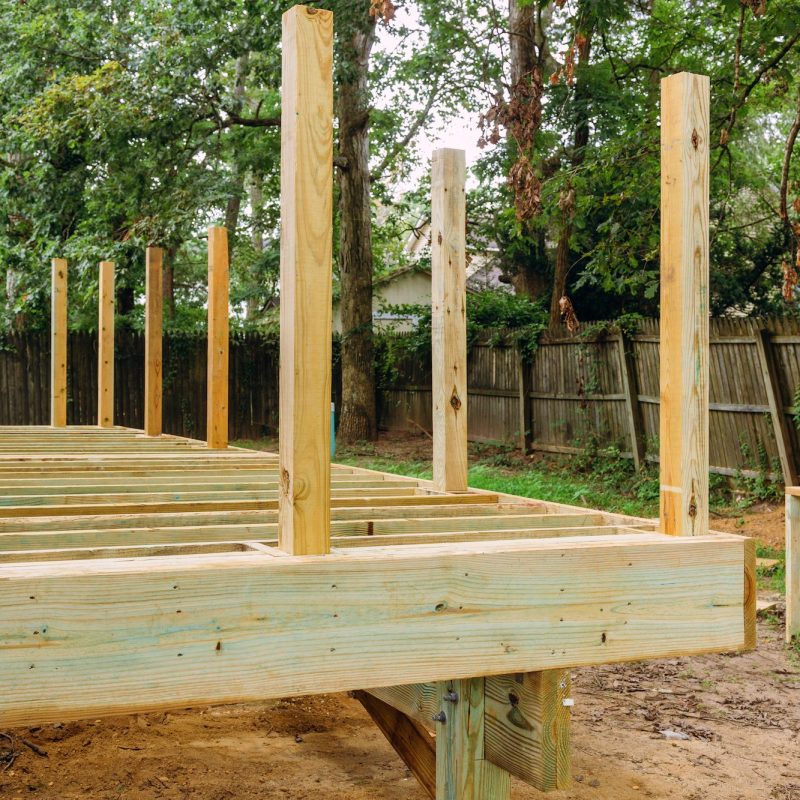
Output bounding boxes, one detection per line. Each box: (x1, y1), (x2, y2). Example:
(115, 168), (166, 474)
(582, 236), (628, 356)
(2, 316), (800, 483)
(380, 317), (800, 485)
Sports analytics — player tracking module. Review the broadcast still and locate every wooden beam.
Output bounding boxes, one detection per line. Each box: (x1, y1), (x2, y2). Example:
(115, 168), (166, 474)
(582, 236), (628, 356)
(353, 691), (435, 799)
(97, 261), (115, 428)
(788, 492), (800, 642)
(50, 258), (68, 427)
(207, 227), (229, 449)
(0, 532), (750, 727)
(434, 679), (509, 800)
(278, 5), (334, 555)
(617, 333), (645, 471)
(659, 72), (709, 536)
(431, 148), (468, 493)
(754, 328), (798, 486)
(144, 247), (163, 437)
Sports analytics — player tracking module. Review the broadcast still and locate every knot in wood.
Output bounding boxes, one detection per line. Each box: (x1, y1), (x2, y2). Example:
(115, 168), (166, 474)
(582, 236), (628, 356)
(691, 128), (699, 150)
(449, 392), (462, 411)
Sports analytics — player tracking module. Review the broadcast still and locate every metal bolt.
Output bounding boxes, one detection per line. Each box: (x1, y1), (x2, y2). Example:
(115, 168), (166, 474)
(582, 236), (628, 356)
(442, 690), (459, 704)
(432, 711), (447, 724)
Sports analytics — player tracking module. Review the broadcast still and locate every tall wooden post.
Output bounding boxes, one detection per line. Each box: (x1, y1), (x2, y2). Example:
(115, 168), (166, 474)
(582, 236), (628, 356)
(787, 491), (800, 642)
(659, 72), (709, 537)
(431, 148), (468, 493)
(144, 246), (163, 437)
(207, 227), (229, 449)
(50, 258), (68, 427)
(97, 261), (115, 428)
(278, 5), (334, 555)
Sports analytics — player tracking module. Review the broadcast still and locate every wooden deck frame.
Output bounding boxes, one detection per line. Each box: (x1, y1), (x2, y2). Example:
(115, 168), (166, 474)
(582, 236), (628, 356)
(0, 45), (754, 800)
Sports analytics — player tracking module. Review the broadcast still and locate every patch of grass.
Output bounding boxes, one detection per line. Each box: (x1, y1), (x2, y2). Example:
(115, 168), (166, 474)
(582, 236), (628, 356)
(756, 544), (786, 595)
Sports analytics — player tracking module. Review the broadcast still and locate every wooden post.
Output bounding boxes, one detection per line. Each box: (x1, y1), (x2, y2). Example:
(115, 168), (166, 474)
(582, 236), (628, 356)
(278, 4), (334, 555)
(431, 148), (468, 493)
(617, 332), (646, 471)
(517, 345), (533, 455)
(788, 492), (800, 642)
(97, 261), (115, 428)
(754, 328), (798, 486)
(144, 246), (163, 437)
(50, 258), (68, 427)
(434, 679), (510, 800)
(207, 227), (229, 449)
(659, 72), (709, 536)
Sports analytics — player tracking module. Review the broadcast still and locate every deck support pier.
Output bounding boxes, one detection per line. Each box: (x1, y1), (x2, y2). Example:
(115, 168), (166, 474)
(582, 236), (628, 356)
(207, 227), (229, 449)
(98, 261), (115, 428)
(658, 72), (710, 537)
(50, 258), (68, 427)
(144, 247), (163, 437)
(788, 491), (799, 642)
(277, 5), (334, 556)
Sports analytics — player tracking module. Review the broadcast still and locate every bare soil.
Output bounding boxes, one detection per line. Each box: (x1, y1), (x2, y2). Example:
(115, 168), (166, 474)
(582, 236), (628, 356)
(2, 433), (797, 799)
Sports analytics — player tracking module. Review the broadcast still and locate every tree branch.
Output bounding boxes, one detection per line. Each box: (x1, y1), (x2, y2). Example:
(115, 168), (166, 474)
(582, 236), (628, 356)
(780, 88), (800, 226)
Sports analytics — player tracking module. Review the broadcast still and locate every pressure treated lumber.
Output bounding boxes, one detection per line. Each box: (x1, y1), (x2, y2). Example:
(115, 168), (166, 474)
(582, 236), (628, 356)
(50, 259), (68, 427)
(659, 72), (709, 536)
(207, 227), (229, 449)
(0, 532), (750, 727)
(787, 492), (799, 642)
(97, 261), (115, 428)
(431, 148), (468, 493)
(145, 246), (163, 437)
(354, 691), (436, 798)
(278, 4), (334, 555)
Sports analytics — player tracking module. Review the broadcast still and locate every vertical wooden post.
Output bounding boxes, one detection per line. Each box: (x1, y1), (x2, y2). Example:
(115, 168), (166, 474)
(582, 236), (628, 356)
(50, 258), (68, 427)
(659, 72), (709, 536)
(787, 491), (800, 642)
(144, 246), (163, 437)
(207, 227), (229, 449)
(754, 328), (798, 486)
(278, 4), (334, 556)
(431, 148), (468, 493)
(97, 261), (115, 428)
(617, 332), (646, 471)
(434, 679), (510, 800)
(517, 345), (533, 455)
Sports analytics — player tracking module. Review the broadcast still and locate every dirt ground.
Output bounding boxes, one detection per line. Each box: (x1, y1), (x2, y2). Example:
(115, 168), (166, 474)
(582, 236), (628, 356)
(2, 433), (798, 799)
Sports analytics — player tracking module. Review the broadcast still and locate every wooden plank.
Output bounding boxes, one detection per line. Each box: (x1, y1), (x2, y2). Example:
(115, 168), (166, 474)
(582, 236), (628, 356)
(431, 148), (468, 493)
(0, 532), (749, 727)
(754, 329), (798, 486)
(434, 678), (510, 800)
(787, 493), (799, 642)
(353, 691), (436, 799)
(50, 259), (68, 427)
(97, 261), (115, 428)
(278, 4), (334, 555)
(617, 333), (645, 471)
(659, 72), (709, 536)
(207, 227), (229, 449)
(484, 671), (571, 791)
(144, 247), (163, 437)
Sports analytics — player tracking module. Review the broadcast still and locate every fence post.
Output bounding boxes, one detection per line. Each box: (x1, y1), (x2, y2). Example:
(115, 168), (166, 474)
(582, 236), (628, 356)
(144, 246), (163, 437)
(207, 227), (229, 449)
(278, 4), (334, 556)
(616, 332), (645, 471)
(517, 344), (532, 454)
(50, 258), (68, 427)
(431, 148), (468, 493)
(754, 328), (798, 486)
(659, 72), (709, 537)
(98, 261), (115, 428)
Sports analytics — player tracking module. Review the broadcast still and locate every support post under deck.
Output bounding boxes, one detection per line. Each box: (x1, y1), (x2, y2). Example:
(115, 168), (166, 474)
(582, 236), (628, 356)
(98, 260), (115, 428)
(207, 227), (229, 450)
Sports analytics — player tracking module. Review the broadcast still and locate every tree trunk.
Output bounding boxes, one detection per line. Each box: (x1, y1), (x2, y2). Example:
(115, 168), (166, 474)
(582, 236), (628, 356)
(337, 18), (378, 444)
(247, 170), (264, 320)
(163, 244), (177, 322)
(549, 18), (593, 326)
(224, 53), (250, 261)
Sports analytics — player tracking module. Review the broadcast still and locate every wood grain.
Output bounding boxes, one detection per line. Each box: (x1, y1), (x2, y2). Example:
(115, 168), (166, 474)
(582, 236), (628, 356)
(431, 148), (468, 493)
(278, 5), (334, 555)
(97, 261), (115, 428)
(206, 227), (229, 449)
(659, 72), (709, 536)
(787, 493), (799, 642)
(50, 259), (68, 427)
(145, 247), (163, 437)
